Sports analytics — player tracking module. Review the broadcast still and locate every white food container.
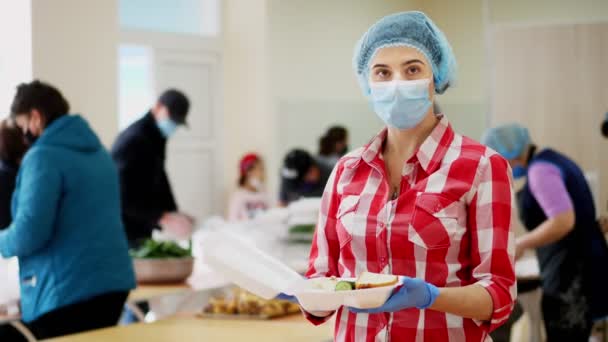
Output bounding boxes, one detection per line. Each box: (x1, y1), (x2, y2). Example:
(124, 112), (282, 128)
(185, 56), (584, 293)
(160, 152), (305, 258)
(291, 278), (398, 312)
(202, 231), (398, 311)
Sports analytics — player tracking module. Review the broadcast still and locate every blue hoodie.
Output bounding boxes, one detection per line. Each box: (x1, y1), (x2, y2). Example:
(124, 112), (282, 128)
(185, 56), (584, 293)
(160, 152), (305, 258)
(0, 115), (136, 322)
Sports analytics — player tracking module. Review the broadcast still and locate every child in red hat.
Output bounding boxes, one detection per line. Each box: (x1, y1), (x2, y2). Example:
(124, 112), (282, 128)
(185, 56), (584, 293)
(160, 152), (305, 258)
(227, 153), (270, 221)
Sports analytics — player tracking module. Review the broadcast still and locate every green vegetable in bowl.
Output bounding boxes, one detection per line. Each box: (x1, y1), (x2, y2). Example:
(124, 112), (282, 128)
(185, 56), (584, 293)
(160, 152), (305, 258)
(288, 224), (316, 234)
(335, 280), (355, 291)
(130, 239), (192, 259)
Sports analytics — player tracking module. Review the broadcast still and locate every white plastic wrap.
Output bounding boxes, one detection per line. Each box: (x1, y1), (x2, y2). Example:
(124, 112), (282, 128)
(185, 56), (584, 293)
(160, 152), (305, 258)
(202, 230), (303, 299)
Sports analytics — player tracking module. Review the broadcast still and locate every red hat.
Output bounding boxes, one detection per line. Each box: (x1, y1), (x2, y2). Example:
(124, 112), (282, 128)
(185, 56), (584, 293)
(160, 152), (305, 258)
(240, 153), (260, 176)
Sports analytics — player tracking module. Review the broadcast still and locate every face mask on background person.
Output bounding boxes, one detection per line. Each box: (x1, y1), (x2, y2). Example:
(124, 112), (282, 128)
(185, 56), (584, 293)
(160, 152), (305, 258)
(23, 118), (39, 145)
(369, 79), (432, 130)
(249, 177), (263, 191)
(24, 130), (38, 145)
(157, 118), (178, 138)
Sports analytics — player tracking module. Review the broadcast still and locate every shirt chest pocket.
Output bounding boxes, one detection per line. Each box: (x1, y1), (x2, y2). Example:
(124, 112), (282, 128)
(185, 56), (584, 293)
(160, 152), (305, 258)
(408, 193), (466, 250)
(335, 195), (364, 248)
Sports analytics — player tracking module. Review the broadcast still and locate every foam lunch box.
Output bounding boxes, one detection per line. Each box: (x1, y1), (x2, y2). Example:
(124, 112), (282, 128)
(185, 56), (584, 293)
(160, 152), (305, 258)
(202, 231), (398, 312)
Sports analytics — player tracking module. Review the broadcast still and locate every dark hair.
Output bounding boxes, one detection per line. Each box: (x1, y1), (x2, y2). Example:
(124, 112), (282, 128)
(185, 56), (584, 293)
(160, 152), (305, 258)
(283, 149), (315, 183)
(238, 174), (247, 187)
(319, 126), (348, 156)
(158, 89), (190, 125)
(10, 80), (70, 126)
(0, 120), (28, 165)
(602, 118), (608, 138)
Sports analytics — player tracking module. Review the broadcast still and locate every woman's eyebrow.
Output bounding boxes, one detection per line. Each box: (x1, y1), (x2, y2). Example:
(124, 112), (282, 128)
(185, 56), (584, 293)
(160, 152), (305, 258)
(402, 59), (425, 66)
(371, 63), (389, 69)
(372, 59), (425, 69)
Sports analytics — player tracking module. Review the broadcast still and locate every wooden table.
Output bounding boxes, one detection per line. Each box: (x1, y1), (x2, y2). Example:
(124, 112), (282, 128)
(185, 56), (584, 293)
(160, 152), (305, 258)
(44, 315), (334, 342)
(128, 283), (192, 303)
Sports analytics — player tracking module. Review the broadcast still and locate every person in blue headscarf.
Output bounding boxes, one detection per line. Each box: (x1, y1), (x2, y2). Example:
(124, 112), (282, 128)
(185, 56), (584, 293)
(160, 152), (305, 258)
(483, 123), (608, 341)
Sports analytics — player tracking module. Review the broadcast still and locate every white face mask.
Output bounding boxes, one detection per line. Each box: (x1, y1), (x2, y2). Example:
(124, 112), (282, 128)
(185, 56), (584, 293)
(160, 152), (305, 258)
(369, 78), (432, 130)
(249, 177), (263, 191)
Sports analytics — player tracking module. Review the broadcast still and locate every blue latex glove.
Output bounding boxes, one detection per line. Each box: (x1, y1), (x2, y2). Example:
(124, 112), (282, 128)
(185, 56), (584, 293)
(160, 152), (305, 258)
(275, 292), (298, 303)
(349, 277), (440, 313)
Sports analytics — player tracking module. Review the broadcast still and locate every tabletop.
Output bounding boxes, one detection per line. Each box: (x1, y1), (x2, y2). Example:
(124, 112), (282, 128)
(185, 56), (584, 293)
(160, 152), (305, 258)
(44, 316), (334, 342)
(128, 283), (192, 302)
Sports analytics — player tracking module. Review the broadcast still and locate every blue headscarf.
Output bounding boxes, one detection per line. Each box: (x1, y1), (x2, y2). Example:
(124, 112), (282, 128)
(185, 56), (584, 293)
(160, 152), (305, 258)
(353, 11), (457, 95)
(482, 123), (531, 160)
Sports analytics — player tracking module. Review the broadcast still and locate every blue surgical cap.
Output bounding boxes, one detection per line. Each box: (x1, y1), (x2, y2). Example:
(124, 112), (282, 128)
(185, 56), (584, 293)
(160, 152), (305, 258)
(353, 11), (457, 95)
(481, 123), (531, 160)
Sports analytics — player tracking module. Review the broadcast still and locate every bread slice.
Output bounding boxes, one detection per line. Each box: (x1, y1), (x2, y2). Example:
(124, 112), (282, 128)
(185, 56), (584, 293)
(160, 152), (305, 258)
(355, 272), (398, 290)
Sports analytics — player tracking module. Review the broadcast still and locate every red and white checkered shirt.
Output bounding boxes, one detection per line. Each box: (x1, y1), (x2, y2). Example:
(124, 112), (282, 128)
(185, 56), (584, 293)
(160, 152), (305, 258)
(305, 116), (516, 342)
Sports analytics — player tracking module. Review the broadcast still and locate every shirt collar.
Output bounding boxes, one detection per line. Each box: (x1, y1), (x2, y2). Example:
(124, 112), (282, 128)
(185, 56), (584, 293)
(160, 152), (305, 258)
(360, 115), (455, 174)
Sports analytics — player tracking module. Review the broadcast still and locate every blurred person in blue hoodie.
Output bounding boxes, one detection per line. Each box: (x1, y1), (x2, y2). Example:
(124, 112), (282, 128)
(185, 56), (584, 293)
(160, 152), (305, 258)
(0, 80), (136, 340)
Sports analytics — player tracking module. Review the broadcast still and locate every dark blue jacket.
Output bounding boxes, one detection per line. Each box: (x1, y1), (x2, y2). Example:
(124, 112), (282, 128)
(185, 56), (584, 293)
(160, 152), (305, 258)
(517, 148), (608, 320)
(111, 113), (177, 246)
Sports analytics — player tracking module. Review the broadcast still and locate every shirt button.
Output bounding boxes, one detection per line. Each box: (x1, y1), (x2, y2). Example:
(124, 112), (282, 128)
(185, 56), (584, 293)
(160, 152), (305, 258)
(379, 223), (385, 228)
(380, 257), (386, 263)
(435, 204), (442, 211)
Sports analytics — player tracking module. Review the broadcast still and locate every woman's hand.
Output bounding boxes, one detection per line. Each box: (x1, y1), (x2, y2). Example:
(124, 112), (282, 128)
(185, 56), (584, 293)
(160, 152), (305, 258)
(160, 212), (194, 239)
(515, 238), (527, 261)
(348, 277), (439, 313)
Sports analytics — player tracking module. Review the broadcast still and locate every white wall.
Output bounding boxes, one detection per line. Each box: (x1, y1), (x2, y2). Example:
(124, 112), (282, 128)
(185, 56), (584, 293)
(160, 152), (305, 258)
(0, 1), (32, 116)
(266, 0), (421, 190)
(31, 0), (119, 147)
(222, 0), (277, 203)
(268, 0), (421, 151)
(221, 0), (422, 204)
(489, 0), (608, 24)
(421, 0), (486, 140)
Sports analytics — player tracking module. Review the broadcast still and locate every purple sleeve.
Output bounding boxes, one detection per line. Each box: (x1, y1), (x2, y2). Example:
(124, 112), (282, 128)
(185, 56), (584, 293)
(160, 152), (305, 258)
(528, 162), (574, 218)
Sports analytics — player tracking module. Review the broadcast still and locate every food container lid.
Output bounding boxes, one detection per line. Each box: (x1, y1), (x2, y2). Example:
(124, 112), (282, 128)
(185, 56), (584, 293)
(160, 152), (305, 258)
(202, 231), (304, 299)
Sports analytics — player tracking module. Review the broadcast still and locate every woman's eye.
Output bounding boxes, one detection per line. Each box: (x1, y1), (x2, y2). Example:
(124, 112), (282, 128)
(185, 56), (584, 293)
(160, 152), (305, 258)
(406, 66), (420, 75)
(375, 69), (390, 79)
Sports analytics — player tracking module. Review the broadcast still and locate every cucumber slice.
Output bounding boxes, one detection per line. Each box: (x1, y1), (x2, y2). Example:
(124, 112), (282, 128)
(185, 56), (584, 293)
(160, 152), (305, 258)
(335, 281), (355, 291)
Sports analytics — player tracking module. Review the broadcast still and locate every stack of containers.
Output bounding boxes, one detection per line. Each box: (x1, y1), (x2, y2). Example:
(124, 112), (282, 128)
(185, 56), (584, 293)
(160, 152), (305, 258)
(286, 198), (322, 243)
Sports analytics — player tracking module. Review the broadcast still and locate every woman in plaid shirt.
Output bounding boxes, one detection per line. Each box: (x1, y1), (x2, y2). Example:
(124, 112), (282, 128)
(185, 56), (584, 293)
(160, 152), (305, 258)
(303, 12), (516, 341)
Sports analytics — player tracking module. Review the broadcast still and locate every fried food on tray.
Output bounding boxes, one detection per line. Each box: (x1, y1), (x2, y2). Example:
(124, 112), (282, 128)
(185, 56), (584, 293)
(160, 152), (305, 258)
(203, 288), (300, 318)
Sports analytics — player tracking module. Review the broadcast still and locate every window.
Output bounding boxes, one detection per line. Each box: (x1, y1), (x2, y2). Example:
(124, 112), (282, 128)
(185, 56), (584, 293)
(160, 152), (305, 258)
(118, 45), (154, 129)
(0, 1), (32, 117)
(119, 0), (220, 36)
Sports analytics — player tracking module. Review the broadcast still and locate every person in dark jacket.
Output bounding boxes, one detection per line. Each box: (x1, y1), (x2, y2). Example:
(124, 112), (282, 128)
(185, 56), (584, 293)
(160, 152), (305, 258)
(0, 80), (135, 340)
(0, 119), (28, 229)
(483, 123), (608, 341)
(111, 89), (194, 247)
(279, 149), (331, 206)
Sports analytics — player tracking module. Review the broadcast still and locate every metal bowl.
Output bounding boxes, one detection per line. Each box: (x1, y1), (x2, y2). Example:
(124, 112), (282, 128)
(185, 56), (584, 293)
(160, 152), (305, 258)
(132, 257), (194, 284)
